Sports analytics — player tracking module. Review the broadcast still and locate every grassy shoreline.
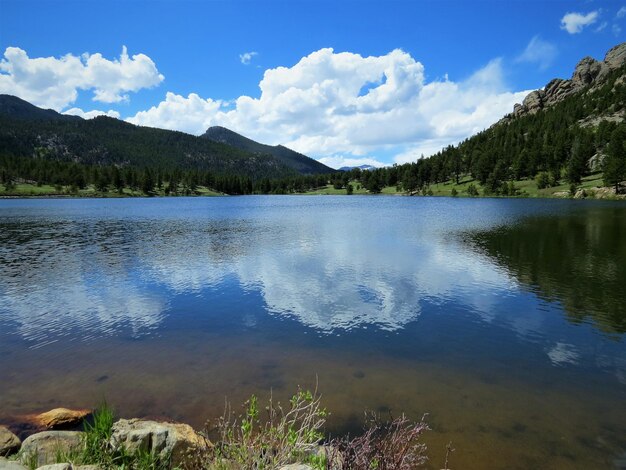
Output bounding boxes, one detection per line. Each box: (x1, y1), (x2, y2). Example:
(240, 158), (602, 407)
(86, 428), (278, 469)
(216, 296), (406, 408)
(1, 173), (624, 200)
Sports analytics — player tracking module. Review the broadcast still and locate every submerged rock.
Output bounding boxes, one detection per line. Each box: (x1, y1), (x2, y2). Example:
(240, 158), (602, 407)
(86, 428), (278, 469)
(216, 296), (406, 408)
(35, 409), (91, 429)
(19, 431), (82, 467)
(0, 427), (21, 457)
(110, 419), (207, 468)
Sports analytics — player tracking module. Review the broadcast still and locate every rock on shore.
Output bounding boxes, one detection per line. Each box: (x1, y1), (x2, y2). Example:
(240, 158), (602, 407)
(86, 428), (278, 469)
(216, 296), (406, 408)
(0, 427), (20, 457)
(110, 419), (208, 468)
(19, 431), (83, 467)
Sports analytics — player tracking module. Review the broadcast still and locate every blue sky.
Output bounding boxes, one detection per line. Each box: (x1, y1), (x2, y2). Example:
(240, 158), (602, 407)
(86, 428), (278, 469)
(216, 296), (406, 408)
(1, 0), (624, 168)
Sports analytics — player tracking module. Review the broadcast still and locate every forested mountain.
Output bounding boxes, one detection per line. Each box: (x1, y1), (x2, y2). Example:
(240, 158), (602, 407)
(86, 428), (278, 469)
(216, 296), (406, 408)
(0, 95), (300, 179)
(202, 126), (333, 174)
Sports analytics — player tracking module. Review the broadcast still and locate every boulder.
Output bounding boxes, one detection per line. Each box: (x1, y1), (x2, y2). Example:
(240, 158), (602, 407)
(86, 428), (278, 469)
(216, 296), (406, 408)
(35, 409), (91, 429)
(109, 419), (207, 468)
(543, 78), (576, 106)
(521, 90), (543, 114)
(603, 42), (626, 70)
(19, 431), (82, 467)
(572, 57), (603, 87)
(278, 465), (313, 470)
(0, 427), (20, 457)
(0, 457), (28, 470)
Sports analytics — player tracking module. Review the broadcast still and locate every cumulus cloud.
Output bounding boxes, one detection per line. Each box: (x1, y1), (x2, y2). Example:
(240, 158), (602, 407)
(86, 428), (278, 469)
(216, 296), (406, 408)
(560, 11), (599, 34)
(128, 48), (528, 166)
(127, 92), (223, 135)
(515, 35), (558, 70)
(239, 51), (258, 65)
(63, 107), (121, 119)
(0, 46), (164, 111)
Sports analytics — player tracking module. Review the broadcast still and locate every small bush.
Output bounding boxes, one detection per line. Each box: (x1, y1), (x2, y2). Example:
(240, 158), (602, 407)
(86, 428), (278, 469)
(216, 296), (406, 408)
(204, 388), (327, 469)
(329, 413), (429, 470)
(467, 184), (479, 197)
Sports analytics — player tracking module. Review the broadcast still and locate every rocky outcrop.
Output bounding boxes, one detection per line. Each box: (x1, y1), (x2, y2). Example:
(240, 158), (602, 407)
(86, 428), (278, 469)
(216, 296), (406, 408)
(573, 57), (603, 86)
(19, 431), (82, 467)
(505, 42), (626, 121)
(604, 43), (626, 70)
(0, 427), (20, 457)
(110, 419), (208, 468)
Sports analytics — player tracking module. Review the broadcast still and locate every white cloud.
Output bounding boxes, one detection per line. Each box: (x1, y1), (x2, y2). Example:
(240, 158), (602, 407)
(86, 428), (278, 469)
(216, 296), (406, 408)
(595, 22), (608, 32)
(0, 46), (164, 111)
(63, 107), (121, 119)
(560, 11), (599, 34)
(127, 92), (223, 135)
(613, 24), (623, 36)
(515, 36), (558, 70)
(128, 48), (527, 164)
(239, 51), (258, 65)
(617, 6), (626, 19)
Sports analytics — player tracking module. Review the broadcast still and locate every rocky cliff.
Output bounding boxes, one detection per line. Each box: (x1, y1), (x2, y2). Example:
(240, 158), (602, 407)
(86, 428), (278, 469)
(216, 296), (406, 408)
(504, 42), (626, 121)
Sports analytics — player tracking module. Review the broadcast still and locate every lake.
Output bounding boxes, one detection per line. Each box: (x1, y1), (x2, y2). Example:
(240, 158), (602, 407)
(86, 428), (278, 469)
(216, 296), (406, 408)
(0, 196), (624, 469)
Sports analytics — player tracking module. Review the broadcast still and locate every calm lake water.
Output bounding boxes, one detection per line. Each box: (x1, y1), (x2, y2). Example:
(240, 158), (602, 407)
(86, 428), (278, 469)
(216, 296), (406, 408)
(0, 196), (625, 469)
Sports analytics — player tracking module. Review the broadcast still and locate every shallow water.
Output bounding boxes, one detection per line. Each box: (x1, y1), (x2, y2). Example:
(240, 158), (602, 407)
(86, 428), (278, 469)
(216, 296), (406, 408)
(0, 196), (624, 469)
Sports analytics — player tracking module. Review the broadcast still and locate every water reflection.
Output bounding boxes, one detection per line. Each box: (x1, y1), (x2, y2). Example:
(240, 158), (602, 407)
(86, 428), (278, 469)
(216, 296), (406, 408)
(1, 198), (625, 344)
(469, 205), (626, 335)
(0, 222), (167, 343)
(0, 198), (522, 343)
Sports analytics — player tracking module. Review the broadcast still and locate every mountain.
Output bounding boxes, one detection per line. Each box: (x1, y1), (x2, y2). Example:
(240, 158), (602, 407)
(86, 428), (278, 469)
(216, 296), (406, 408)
(0, 94), (81, 122)
(202, 126), (333, 175)
(339, 164), (377, 171)
(0, 95), (300, 179)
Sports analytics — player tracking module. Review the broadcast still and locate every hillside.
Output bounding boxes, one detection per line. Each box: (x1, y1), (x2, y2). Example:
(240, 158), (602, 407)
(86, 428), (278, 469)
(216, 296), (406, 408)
(202, 126), (333, 174)
(335, 41), (626, 198)
(0, 95), (297, 179)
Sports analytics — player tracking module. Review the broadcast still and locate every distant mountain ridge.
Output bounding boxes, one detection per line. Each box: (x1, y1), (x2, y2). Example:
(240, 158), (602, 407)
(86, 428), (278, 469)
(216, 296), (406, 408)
(339, 164), (377, 171)
(202, 126), (333, 175)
